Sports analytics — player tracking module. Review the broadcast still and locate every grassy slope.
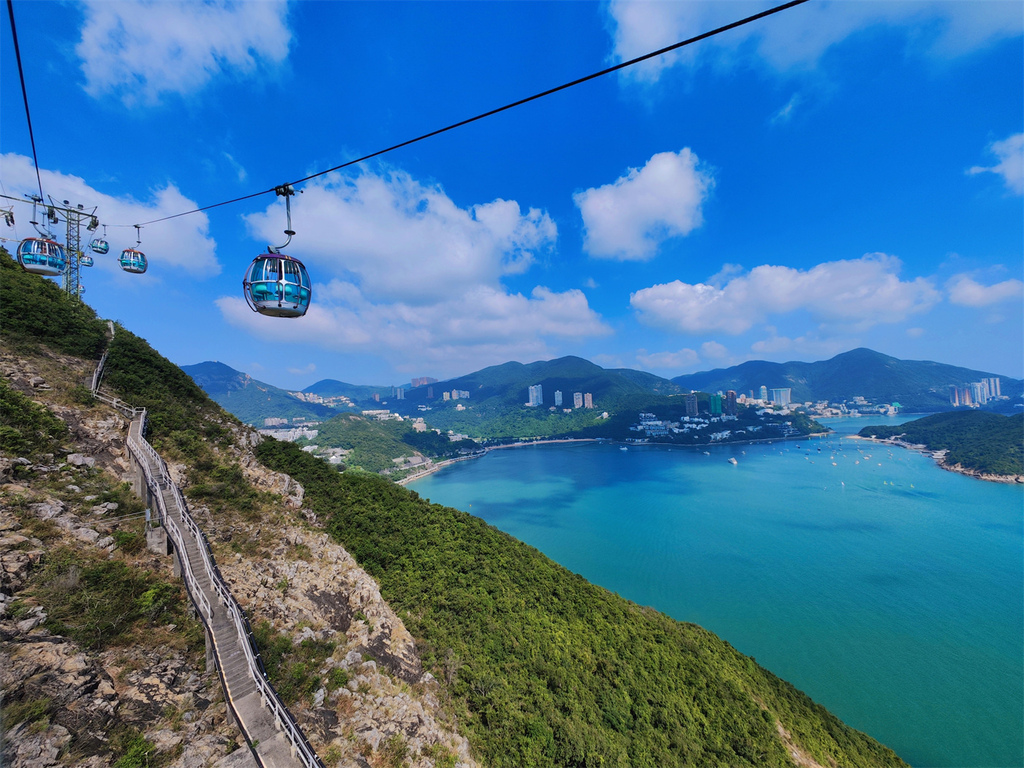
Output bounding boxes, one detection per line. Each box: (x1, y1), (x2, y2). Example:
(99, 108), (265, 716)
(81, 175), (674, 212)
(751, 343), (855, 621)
(257, 438), (907, 768)
(859, 411), (1024, 476)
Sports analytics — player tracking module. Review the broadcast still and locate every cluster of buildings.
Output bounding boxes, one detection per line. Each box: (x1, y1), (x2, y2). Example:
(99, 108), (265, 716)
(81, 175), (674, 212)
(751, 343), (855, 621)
(526, 384), (594, 410)
(949, 377), (1002, 407)
(289, 391), (355, 408)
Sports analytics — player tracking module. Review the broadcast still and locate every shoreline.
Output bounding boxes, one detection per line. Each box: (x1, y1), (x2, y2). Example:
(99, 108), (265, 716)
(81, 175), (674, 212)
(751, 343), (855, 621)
(397, 438), (600, 486)
(852, 435), (1024, 484)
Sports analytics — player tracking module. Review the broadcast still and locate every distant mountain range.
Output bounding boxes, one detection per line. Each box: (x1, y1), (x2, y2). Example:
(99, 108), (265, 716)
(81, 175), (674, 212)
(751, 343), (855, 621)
(181, 362), (336, 425)
(671, 348), (1021, 410)
(184, 349), (1022, 426)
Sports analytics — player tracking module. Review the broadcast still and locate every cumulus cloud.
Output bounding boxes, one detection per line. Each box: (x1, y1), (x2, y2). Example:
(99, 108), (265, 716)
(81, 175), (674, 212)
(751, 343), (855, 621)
(606, 1), (1023, 85)
(749, 331), (850, 359)
(630, 253), (940, 334)
(228, 167), (609, 375)
(218, 283), (610, 377)
(76, 0), (292, 104)
(574, 149), (712, 260)
(969, 133), (1024, 195)
(635, 347), (700, 372)
(245, 169), (557, 304)
(947, 274), (1024, 307)
(1, 152), (218, 274)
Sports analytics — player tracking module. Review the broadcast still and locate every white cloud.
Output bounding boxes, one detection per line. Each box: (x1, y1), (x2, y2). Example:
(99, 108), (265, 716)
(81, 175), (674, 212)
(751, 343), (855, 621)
(630, 253), (940, 334)
(1, 152), (218, 274)
(750, 330), (850, 359)
(947, 274), (1024, 307)
(245, 169), (557, 304)
(770, 93), (803, 126)
(700, 340), (730, 360)
(218, 283), (610, 378)
(969, 133), (1024, 195)
(606, 1), (1023, 85)
(226, 167), (609, 376)
(76, 0), (292, 105)
(635, 347), (700, 372)
(287, 363), (316, 376)
(574, 149), (712, 260)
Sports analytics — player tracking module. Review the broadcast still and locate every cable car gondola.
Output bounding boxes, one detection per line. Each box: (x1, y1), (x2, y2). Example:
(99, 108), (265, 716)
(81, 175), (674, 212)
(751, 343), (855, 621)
(90, 224), (110, 255)
(18, 237), (67, 276)
(17, 197), (67, 276)
(119, 225), (147, 274)
(242, 185), (311, 318)
(243, 253), (311, 318)
(80, 253), (94, 268)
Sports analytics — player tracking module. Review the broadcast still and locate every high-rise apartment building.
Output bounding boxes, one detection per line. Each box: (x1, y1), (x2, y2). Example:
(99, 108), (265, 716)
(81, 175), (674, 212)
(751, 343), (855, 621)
(709, 394), (722, 415)
(684, 393), (698, 418)
(769, 388), (792, 407)
(584, 392), (593, 409)
(554, 390), (562, 406)
(573, 392), (584, 409)
(726, 390), (737, 416)
(528, 384), (543, 407)
(759, 385), (768, 401)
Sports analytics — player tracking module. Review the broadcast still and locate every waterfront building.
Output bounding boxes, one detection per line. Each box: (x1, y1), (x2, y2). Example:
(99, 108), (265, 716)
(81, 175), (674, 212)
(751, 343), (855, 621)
(528, 384), (543, 407)
(726, 390), (737, 416)
(684, 393), (699, 418)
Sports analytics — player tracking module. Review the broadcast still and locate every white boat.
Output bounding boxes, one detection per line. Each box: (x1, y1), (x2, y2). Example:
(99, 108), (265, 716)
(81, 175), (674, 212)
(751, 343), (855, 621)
(728, 457), (738, 465)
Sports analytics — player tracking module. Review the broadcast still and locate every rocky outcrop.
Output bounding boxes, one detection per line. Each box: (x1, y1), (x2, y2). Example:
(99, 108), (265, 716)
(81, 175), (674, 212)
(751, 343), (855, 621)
(212, 520), (478, 768)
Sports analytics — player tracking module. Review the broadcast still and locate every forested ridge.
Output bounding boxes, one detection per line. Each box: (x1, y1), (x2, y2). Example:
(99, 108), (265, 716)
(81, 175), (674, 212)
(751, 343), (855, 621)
(859, 411), (1023, 476)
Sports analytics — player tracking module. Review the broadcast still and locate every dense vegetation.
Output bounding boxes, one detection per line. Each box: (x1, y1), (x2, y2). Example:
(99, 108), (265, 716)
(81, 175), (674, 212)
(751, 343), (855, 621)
(256, 437), (907, 768)
(859, 411), (1024, 476)
(0, 378), (69, 459)
(0, 247), (108, 358)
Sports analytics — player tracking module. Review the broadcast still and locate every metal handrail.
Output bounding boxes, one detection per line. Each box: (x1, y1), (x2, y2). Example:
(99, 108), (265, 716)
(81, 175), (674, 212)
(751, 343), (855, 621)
(89, 325), (322, 768)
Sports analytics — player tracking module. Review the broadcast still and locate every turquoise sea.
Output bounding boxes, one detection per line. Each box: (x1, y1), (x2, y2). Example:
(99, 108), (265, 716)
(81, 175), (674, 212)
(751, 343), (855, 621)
(410, 416), (1024, 768)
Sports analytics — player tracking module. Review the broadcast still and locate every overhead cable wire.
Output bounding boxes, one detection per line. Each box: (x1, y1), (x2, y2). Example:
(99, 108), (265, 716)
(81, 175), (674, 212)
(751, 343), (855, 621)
(6, 0), (45, 202)
(129, 0), (811, 228)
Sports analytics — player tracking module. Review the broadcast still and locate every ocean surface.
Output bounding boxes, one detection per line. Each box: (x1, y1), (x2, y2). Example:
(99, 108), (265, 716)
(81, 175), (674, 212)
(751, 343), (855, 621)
(410, 416), (1024, 768)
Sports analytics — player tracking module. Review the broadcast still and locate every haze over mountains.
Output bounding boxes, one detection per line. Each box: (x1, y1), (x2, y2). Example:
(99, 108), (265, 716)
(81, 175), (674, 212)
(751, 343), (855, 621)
(184, 348), (1022, 427)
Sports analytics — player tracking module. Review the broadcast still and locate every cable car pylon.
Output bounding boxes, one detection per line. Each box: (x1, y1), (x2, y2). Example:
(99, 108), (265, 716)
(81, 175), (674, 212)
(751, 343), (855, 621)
(242, 184), (311, 318)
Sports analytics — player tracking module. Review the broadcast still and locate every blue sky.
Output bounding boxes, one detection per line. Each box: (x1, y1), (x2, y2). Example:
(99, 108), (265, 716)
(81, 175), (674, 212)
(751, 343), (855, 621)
(2, 0), (1021, 390)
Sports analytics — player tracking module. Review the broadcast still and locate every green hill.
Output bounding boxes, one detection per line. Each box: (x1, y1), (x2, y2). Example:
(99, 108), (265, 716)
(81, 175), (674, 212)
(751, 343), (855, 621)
(182, 360), (335, 425)
(405, 355), (680, 409)
(858, 411), (1024, 476)
(672, 348), (1021, 410)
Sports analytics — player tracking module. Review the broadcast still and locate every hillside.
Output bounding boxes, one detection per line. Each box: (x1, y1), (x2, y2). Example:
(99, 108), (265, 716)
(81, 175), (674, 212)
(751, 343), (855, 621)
(858, 411), (1024, 479)
(1, 246), (909, 766)
(672, 347), (1022, 410)
(182, 361), (336, 425)
(404, 355), (680, 408)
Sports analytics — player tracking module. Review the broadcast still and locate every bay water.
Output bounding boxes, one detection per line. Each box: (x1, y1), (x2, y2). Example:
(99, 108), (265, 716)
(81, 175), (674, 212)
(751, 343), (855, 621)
(410, 416), (1024, 767)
